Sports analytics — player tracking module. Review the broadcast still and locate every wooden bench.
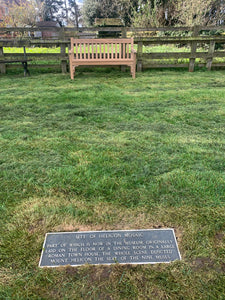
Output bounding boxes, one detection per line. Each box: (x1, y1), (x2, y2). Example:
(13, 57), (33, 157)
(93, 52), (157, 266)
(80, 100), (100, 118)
(0, 59), (32, 76)
(69, 38), (136, 79)
(0, 47), (32, 76)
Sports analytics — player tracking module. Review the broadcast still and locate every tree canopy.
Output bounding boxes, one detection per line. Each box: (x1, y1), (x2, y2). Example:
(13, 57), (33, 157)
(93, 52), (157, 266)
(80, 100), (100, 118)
(1, 0), (43, 27)
(81, 0), (224, 27)
(1, 0), (224, 27)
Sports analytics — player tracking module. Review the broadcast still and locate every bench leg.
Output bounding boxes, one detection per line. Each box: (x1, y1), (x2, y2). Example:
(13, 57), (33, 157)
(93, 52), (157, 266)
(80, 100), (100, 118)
(22, 62), (30, 77)
(0, 62), (6, 74)
(130, 64), (136, 79)
(70, 65), (75, 80)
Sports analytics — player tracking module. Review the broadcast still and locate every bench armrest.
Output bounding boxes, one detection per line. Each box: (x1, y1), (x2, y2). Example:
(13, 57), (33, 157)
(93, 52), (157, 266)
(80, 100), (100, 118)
(131, 49), (137, 54)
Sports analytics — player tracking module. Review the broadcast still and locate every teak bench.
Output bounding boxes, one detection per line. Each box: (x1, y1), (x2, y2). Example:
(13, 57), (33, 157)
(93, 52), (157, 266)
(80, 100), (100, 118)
(69, 38), (136, 79)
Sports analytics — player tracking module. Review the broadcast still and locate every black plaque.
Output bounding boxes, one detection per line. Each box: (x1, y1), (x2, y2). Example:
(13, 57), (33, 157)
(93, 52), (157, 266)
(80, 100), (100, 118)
(39, 229), (181, 267)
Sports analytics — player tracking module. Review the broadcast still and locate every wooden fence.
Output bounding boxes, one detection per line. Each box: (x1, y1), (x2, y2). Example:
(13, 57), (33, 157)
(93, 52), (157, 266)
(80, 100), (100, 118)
(0, 25), (225, 74)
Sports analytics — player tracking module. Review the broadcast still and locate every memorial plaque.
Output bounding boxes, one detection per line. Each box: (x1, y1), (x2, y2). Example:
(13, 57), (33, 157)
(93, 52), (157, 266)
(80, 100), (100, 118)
(39, 229), (181, 267)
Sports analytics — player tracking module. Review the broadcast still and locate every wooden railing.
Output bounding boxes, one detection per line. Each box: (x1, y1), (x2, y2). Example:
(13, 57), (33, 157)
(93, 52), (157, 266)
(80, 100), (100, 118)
(0, 26), (225, 74)
(135, 35), (225, 72)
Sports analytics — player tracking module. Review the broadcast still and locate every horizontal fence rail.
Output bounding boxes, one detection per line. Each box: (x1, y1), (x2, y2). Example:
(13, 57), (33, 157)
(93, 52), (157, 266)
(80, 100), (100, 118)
(0, 26), (225, 74)
(1, 25), (225, 33)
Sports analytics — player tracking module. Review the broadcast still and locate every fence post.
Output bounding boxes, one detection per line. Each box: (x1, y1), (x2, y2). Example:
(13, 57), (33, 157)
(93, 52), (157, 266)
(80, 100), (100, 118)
(60, 43), (67, 74)
(137, 41), (143, 72)
(0, 47), (6, 74)
(206, 41), (215, 71)
(121, 28), (127, 72)
(59, 28), (67, 74)
(189, 25), (199, 72)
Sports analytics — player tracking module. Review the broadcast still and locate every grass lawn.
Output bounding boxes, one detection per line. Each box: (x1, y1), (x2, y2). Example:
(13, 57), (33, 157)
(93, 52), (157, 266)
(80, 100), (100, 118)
(0, 67), (225, 299)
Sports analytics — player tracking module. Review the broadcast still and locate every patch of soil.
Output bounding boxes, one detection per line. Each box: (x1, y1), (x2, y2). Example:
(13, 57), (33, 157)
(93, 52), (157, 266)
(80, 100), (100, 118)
(89, 266), (112, 283)
(174, 227), (183, 243)
(191, 257), (216, 270)
(215, 232), (224, 243)
(53, 223), (105, 232)
(28, 218), (44, 233)
(221, 263), (225, 273)
(64, 266), (79, 277)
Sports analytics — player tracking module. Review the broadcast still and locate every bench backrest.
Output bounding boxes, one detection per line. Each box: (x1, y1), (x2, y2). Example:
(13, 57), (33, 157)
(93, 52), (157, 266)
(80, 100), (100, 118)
(70, 38), (135, 61)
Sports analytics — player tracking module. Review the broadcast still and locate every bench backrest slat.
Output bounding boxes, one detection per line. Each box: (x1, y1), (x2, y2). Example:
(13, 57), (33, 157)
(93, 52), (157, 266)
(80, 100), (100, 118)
(119, 43), (121, 59)
(127, 43), (130, 59)
(111, 43), (113, 59)
(79, 43), (82, 59)
(87, 43), (90, 60)
(99, 43), (101, 59)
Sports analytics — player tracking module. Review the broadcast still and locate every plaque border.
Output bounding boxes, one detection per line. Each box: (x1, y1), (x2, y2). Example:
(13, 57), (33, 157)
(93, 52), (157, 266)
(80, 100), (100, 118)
(39, 228), (181, 268)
